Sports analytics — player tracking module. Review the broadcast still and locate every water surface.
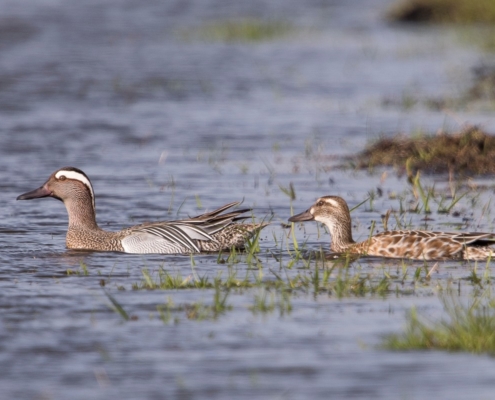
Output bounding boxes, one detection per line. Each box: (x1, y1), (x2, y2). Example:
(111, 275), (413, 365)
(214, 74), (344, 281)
(2, 0), (495, 399)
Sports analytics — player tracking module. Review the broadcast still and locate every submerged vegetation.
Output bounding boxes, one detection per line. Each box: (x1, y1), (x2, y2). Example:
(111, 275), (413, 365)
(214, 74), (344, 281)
(101, 251), (495, 328)
(67, 159), (495, 361)
(467, 65), (495, 101)
(382, 66), (495, 112)
(182, 18), (292, 43)
(85, 174), (495, 362)
(383, 1), (495, 109)
(351, 125), (495, 176)
(132, 260), (399, 298)
(387, 0), (495, 23)
(387, 0), (495, 63)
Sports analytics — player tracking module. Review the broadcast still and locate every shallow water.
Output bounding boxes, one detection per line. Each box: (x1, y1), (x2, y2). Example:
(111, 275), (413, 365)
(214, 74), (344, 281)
(2, 0), (495, 398)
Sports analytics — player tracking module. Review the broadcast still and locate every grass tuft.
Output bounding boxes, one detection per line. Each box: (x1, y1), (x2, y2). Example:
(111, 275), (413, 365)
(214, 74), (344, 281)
(249, 288), (292, 315)
(384, 292), (495, 354)
(156, 284), (233, 323)
(183, 18), (292, 43)
(104, 290), (134, 321)
(135, 268), (214, 290)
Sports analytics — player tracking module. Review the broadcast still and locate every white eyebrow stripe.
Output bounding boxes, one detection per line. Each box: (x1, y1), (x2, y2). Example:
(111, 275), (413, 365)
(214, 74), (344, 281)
(55, 170), (95, 209)
(325, 199), (339, 207)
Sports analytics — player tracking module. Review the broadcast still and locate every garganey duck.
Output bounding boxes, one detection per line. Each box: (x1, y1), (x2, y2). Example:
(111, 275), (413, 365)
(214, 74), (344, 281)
(289, 195), (495, 261)
(17, 167), (267, 254)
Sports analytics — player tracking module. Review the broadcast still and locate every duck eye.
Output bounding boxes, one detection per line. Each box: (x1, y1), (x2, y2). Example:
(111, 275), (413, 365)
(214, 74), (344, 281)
(58, 175), (66, 181)
(317, 200), (324, 207)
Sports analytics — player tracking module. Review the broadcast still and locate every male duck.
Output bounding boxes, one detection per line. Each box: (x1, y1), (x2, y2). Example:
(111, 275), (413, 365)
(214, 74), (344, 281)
(17, 167), (267, 254)
(289, 195), (495, 261)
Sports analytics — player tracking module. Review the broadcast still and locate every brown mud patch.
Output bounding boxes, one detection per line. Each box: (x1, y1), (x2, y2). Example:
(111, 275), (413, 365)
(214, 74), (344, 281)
(350, 126), (495, 176)
(387, 0), (495, 24)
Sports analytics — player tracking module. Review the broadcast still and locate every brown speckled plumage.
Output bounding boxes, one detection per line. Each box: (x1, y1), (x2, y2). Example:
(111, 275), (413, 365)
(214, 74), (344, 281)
(289, 196), (495, 261)
(17, 167), (268, 254)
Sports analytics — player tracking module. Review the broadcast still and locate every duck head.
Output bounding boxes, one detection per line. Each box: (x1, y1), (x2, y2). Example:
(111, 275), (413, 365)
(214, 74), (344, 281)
(17, 166), (95, 210)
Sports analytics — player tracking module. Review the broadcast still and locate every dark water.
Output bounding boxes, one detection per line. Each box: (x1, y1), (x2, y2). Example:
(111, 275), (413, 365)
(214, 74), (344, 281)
(2, 0), (495, 399)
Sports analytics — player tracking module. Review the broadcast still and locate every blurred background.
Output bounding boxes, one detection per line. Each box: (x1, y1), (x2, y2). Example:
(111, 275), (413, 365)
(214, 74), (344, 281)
(2, 0), (495, 399)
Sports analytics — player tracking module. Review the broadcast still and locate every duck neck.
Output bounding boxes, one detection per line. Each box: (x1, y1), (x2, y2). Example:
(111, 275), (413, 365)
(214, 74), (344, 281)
(329, 217), (355, 252)
(64, 197), (99, 230)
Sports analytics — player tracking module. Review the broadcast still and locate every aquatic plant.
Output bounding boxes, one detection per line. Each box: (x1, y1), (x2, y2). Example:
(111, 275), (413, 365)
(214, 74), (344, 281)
(135, 268), (214, 290)
(384, 291), (495, 354)
(249, 288), (292, 316)
(104, 290), (135, 321)
(155, 284), (233, 323)
(466, 65), (495, 101)
(183, 18), (293, 43)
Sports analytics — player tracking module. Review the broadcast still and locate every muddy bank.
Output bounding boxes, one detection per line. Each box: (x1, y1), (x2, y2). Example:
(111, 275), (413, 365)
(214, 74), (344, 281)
(350, 126), (495, 176)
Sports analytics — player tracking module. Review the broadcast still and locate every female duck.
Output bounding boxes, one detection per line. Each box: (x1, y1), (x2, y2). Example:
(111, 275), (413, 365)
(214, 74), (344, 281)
(289, 195), (495, 260)
(17, 166), (267, 254)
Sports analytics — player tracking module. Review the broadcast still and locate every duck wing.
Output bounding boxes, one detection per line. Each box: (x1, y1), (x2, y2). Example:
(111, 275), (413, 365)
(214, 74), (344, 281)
(167, 201), (252, 236)
(121, 201), (253, 253)
(449, 232), (495, 246)
(363, 230), (495, 260)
